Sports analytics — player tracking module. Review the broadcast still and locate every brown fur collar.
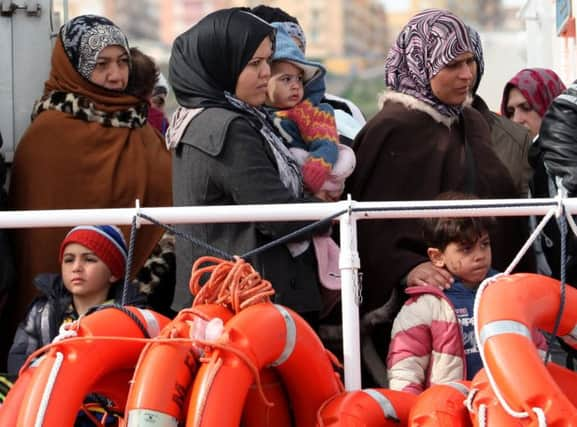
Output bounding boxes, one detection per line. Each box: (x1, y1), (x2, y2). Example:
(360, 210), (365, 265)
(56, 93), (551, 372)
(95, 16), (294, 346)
(378, 91), (459, 127)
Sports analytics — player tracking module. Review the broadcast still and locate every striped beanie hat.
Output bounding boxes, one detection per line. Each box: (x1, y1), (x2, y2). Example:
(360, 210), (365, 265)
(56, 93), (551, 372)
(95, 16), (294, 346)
(59, 225), (128, 279)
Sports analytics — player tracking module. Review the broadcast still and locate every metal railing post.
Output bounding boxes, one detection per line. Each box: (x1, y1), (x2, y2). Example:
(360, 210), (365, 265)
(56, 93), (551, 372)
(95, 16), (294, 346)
(338, 197), (362, 390)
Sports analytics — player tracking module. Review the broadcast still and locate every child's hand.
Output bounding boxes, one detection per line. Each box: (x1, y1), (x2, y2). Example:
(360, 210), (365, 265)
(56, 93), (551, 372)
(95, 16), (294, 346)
(406, 261), (454, 289)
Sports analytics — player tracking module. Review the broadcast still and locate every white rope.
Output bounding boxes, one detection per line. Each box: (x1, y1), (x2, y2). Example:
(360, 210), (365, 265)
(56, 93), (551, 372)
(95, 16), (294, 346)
(51, 316), (84, 343)
(464, 387), (478, 413)
(553, 179), (577, 242)
(532, 407), (547, 427)
(473, 206), (557, 422)
(504, 207), (557, 275)
(34, 351), (64, 427)
(51, 322), (78, 343)
(478, 403), (487, 427)
(134, 198), (142, 229)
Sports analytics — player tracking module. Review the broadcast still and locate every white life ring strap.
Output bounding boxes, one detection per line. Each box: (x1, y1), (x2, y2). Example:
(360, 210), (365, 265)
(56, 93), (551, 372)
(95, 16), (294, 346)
(127, 409), (178, 427)
(270, 305), (296, 367)
(135, 308), (161, 338)
(363, 389), (399, 422)
(479, 320), (531, 348)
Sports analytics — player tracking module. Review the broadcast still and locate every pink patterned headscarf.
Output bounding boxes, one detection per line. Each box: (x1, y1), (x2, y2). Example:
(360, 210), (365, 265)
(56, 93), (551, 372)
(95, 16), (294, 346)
(385, 9), (472, 118)
(500, 68), (566, 118)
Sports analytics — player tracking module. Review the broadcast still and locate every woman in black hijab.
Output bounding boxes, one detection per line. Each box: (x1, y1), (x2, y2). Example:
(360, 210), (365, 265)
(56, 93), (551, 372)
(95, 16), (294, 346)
(168, 8), (326, 326)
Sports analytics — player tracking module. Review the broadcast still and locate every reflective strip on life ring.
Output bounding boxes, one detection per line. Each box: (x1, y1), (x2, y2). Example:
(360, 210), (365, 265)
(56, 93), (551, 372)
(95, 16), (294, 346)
(135, 307), (161, 337)
(270, 305), (296, 367)
(445, 381), (470, 397)
(479, 320), (531, 347)
(127, 409), (178, 427)
(363, 389), (399, 421)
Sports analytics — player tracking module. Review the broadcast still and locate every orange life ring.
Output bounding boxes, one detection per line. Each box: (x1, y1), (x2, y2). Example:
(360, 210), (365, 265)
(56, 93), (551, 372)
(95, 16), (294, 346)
(467, 365), (577, 426)
(242, 367), (292, 427)
(408, 381), (472, 427)
(546, 362), (577, 407)
(316, 388), (417, 426)
(14, 306), (169, 426)
(186, 303), (344, 426)
(0, 366), (35, 426)
(476, 273), (577, 425)
(466, 369), (527, 426)
(125, 304), (233, 427)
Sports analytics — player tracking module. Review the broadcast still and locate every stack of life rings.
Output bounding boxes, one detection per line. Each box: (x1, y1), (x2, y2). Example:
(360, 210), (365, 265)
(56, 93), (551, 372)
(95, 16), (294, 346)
(1, 259), (577, 426)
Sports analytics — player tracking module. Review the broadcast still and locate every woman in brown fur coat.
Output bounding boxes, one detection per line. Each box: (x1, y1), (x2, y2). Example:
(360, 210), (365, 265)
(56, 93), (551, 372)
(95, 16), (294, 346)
(346, 9), (531, 318)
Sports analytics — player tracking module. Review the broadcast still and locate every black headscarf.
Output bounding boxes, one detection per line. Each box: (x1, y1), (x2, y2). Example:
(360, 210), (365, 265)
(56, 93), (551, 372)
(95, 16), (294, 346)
(169, 8), (275, 109)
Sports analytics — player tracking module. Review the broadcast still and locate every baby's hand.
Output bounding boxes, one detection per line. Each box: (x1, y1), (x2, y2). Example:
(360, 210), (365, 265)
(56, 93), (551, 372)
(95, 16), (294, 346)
(315, 190), (340, 202)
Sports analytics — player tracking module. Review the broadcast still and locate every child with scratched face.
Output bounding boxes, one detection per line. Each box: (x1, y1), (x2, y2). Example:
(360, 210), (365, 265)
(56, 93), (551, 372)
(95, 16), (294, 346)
(387, 192), (546, 394)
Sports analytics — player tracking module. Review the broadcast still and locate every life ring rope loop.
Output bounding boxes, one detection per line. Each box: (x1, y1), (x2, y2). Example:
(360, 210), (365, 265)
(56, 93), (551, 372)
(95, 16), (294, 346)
(34, 351), (64, 427)
(464, 387), (478, 413)
(189, 256), (275, 313)
(192, 336), (274, 408)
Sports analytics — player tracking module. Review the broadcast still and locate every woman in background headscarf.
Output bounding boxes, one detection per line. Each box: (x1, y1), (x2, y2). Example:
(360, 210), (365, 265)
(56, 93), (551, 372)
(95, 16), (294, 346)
(501, 68), (566, 139)
(168, 8), (328, 327)
(6, 15), (171, 363)
(346, 9), (529, 320)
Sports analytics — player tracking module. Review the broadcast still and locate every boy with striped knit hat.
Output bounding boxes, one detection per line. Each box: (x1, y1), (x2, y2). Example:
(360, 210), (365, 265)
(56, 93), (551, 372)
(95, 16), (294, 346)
(8, 225), (130, 375)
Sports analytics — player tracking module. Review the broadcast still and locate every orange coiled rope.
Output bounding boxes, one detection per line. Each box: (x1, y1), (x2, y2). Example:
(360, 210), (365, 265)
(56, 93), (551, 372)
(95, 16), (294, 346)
(189, 256), (275, 313)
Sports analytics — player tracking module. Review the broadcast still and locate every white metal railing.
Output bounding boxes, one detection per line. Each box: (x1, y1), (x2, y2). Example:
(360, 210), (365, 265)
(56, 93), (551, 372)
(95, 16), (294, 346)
(1, 196), (571, 390)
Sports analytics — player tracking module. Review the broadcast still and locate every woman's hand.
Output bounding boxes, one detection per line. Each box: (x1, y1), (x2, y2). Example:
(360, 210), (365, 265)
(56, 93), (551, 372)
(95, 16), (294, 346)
(406, 261), (453, 289)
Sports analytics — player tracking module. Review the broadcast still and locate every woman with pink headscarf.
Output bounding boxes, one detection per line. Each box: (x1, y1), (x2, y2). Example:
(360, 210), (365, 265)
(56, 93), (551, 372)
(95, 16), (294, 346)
(501, 68), (566, 139)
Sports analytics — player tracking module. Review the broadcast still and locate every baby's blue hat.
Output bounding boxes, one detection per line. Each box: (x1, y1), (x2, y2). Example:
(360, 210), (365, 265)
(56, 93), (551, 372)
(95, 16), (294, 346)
(271, 22), (324, 84)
